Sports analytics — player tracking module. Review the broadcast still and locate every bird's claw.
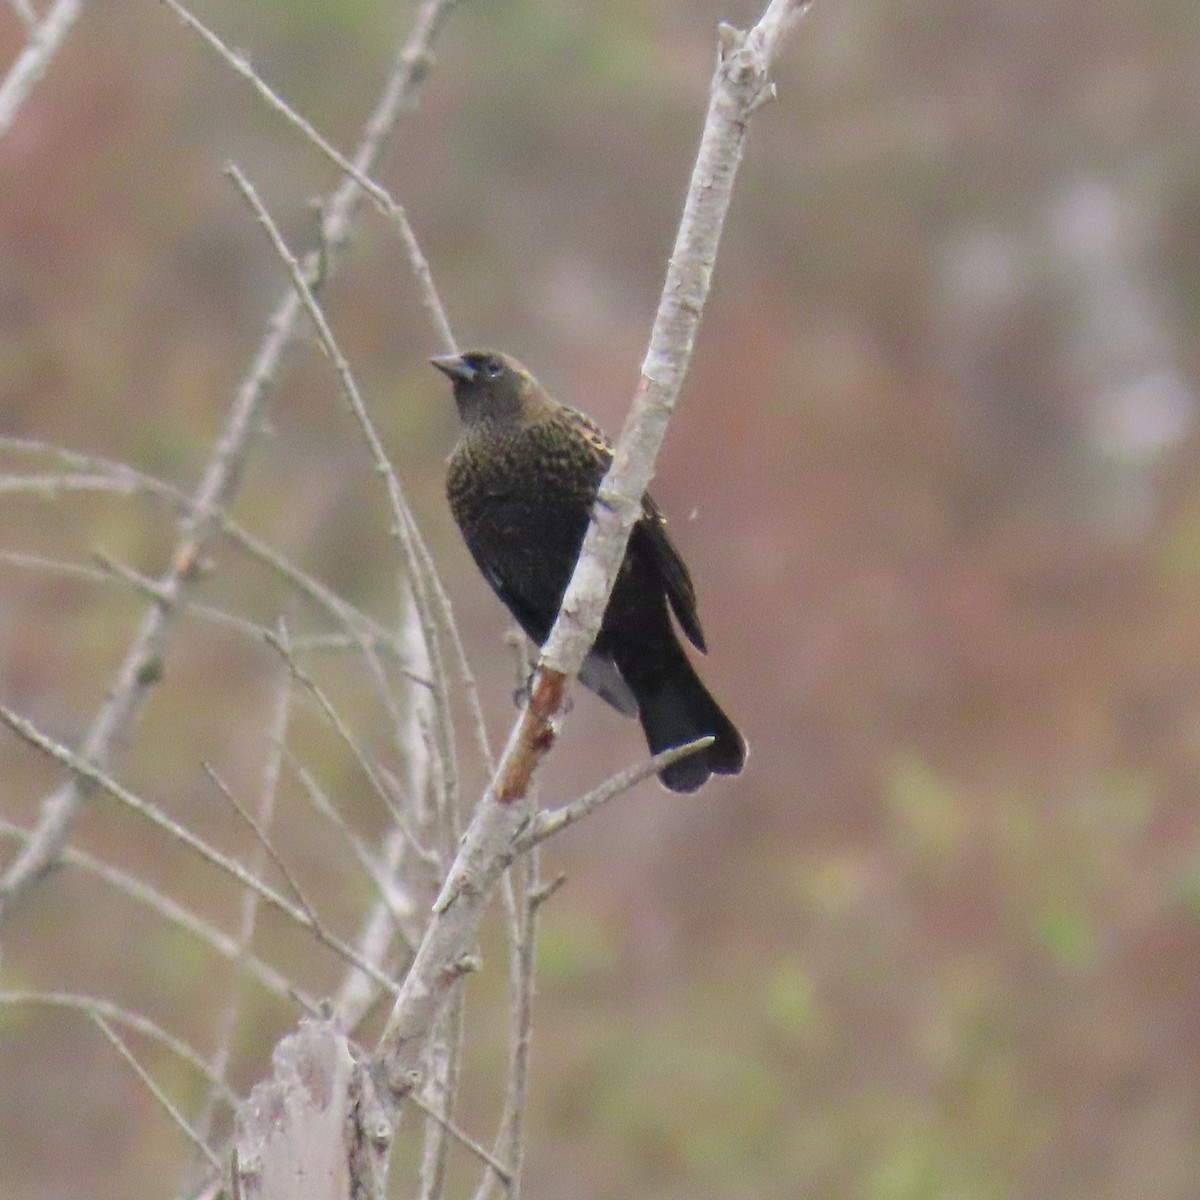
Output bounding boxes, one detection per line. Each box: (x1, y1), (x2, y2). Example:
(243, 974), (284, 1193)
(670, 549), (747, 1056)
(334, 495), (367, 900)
(511, 673), (572, 718)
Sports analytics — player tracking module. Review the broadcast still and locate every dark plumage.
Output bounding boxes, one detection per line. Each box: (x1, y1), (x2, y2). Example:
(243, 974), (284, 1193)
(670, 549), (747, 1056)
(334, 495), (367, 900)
(434, 349), (745, 792)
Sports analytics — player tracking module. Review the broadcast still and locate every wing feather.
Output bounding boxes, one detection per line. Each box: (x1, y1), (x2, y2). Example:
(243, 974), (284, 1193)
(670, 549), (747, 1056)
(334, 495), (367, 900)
(563, 405), (707, 653)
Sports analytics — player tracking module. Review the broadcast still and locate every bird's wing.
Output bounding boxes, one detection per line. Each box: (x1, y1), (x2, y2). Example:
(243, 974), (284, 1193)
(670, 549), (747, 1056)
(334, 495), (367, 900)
(563, 407), (615, 466)
(473, 553), (552, 646)
(636, 495), (707, 652)
(565, 405), (707, 652)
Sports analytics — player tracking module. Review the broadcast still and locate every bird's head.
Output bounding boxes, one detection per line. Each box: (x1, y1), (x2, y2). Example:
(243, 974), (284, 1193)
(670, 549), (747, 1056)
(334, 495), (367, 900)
(431, 349), (546, 428)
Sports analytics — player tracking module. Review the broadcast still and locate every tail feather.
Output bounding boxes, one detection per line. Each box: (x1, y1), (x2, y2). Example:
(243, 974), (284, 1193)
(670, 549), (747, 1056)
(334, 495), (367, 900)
(620, 644), (745, 793)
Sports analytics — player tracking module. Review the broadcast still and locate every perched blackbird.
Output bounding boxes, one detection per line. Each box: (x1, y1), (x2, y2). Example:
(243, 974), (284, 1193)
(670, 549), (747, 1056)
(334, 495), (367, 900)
(433, 349), (745, 792)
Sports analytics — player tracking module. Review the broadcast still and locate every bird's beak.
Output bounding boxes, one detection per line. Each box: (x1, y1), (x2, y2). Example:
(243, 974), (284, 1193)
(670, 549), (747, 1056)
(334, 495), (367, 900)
(430, 354), (476, 383)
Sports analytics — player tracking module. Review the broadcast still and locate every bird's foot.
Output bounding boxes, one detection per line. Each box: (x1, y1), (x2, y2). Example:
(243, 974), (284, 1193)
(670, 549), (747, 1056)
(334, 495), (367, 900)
(511, 672), (573, 716)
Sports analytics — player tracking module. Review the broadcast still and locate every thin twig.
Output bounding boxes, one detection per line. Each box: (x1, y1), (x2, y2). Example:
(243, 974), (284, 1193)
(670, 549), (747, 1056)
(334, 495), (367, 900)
(158, 0), (456, 352)
(408, 1085), (512, 1187)
(0, 991), (238, 1106)
(0, 818), (307, 1009)
(92, 1013), (224, 1174)
(0, 0), (85, 139)
(90, 550), (276, 644)
(473, 849), (543, 1200)
(181, 664), (293, 1193)
(419, 990), (466, 1200)
(198, 9), (494, 782)
(0, 435), (433, 691)
(285, 750), (427, 943)
(226, 160), (465, 866)
(0, 471), (140, 496)
(202, 760), (333, 953)
(333, 588), (442, 1030)
(472, 640), (545, 1200)
(0, 0), (465, 925)
(0, 547), (428, 684)
(332, 818), (427, 1032)
(224, 524), (424, 742)
(262, 625), (412, 834)
(0, 705), (398, 995)
(374, 0), (810, 1107)
(517, 738), (714, 852)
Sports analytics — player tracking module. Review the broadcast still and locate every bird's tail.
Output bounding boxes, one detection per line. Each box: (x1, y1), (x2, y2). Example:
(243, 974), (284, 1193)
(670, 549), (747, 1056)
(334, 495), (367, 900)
(620, 641), (746, 793)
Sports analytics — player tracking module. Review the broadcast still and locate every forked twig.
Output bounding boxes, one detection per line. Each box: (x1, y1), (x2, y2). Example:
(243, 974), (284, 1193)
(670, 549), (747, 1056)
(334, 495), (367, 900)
(159, 0), (456, 352)
(0, 0), (468, 926)
(226, 160), (466, 858)
(517, 738), (714, 851)
(373, 0), (811, 1111)
(0, 706), (398, 995)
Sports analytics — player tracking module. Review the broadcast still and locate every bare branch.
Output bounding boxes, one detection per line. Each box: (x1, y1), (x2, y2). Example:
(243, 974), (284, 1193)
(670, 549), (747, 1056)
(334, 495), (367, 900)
(92, 1013), (224, 1174)
(0, 991), (238, 1107)
(372, 0), (809, 1110)
(0, 705), (398, 995)
(0, 0), (86, 139)
(516, 738), (714, 852)
(0, 818), (307, 1009)
(542, 0), (812, 685)
(159, 0), (456, 354)
(0, 0), (467, 925)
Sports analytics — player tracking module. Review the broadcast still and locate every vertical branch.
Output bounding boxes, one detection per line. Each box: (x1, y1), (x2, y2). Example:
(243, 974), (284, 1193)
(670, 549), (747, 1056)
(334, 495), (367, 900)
(374, 0), (811, 1108)
(179, 656), (293, 1195)
(334, 588), (440, 1029)
(471, 638), (547, 1200)
(473, 849), (553, 1200)
(418, 990), (466, 1200)
(159, 0), (458, 356)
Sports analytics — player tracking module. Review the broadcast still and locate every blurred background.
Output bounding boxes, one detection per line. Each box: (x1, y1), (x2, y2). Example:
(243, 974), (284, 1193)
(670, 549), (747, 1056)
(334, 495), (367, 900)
(3, 0), (1200, 1196)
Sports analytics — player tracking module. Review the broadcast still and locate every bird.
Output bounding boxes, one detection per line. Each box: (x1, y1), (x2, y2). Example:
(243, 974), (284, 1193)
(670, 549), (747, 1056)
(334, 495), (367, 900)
(433, 348), (745, 792)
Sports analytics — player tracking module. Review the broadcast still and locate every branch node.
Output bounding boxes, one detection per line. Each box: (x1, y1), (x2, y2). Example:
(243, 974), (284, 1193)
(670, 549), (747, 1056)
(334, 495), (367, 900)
(135, 657), (165, 687)
(745, 79), (778, 117)
(717, 21), (745, 60)
(530, 872), (567, 910)
(444, 952), (482, 980)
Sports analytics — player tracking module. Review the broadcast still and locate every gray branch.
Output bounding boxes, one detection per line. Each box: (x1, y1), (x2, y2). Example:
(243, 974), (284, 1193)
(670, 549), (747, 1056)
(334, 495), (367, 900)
(0, 0), (86, 139)
(0, 0), (466, 925)
(371, 0), (810, 1121)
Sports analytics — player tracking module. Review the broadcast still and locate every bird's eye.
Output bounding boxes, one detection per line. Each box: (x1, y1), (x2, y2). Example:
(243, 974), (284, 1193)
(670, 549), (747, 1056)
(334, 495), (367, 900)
(483, 357), (503, 378)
